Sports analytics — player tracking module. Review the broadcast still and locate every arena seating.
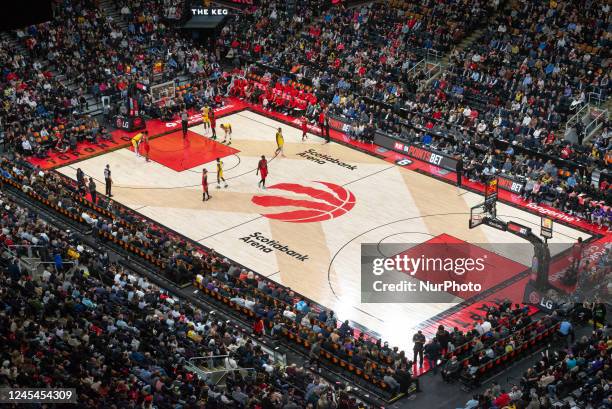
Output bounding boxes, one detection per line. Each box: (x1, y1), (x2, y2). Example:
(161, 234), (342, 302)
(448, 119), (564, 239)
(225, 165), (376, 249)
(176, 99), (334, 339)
(216, 0), (610, 229)
(457, 323), (610, 408)
(456, 317), (560, 386)
(0, 189), (370, 408)
(442, 0), (608, 126)
(0, 190), (344, 407)
(420, 0), (610, 171)
(221, 0), (494, 66)
(0, 157), (420, 401)
(1, 0), (221, 155)
(0, 35), (88, 158)
(1, 1), (610, 407)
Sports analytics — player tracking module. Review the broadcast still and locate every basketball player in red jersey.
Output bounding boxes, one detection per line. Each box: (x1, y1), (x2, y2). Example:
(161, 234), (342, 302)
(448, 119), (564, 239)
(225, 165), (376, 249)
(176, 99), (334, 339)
(257, 155), (268, 189)
(301, 116), (308, 141)
(202, 168), (210, 201)
(318, 111), (325, 136)
(210, 111), (217, 140)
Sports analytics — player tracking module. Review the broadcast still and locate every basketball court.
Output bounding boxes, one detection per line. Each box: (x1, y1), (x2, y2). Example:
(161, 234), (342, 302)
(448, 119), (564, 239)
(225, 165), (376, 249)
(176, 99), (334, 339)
(57, 110), (589, 352)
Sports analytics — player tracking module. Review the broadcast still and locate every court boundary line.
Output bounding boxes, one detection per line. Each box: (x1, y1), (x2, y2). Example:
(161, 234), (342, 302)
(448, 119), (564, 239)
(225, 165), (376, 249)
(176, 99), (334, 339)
(231, 103), (607, 333)
(49, 101), (608, 347)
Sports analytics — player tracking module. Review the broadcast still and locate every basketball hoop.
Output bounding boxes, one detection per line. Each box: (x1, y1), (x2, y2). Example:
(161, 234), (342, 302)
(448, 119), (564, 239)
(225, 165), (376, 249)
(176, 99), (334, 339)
(469, 213), (485, 229)
(469, 203), (487, 229)
(471, 213), (484, 225)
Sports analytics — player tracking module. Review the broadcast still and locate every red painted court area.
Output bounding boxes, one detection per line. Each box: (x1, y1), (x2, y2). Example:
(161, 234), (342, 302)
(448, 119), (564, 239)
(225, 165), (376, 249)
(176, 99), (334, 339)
(399, 234), (528, 299)
(131, 130), (239, 172)
(410, 235), (537, 338)
(26, 101), (246, 170)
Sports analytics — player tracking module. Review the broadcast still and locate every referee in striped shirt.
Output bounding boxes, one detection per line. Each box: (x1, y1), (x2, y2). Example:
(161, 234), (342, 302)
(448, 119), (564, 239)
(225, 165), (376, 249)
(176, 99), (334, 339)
(104, 165), (113, 197)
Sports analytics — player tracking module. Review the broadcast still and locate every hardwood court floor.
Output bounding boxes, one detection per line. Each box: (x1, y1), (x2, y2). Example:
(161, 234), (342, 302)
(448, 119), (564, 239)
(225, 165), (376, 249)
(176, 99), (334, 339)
(58, 111), (589, 351)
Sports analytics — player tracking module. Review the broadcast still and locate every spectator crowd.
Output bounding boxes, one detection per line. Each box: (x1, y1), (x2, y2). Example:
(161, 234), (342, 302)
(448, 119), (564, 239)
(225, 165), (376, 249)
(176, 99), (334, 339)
(0, 189), (372, 408)
(218, 0), (610, 228)
(1, 155), (419, 400)
(457, 322), (610, 409)
(1, 0), (609, 225)
(0, 0), (610, 406)
(1, 0), (223, 157)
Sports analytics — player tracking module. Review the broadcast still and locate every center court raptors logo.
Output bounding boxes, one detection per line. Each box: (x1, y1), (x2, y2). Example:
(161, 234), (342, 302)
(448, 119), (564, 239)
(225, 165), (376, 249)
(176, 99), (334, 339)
(251, 181), (356, 223)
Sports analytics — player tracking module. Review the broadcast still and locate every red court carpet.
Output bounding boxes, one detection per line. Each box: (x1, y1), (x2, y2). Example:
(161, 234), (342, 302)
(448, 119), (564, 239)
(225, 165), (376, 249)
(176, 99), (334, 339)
(132, 130), (239, 172)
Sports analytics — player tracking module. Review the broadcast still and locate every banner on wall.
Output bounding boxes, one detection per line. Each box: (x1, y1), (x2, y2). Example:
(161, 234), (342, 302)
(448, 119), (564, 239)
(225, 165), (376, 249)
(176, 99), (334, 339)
(374, 131), (458, 171)
(327, 114), (353, 133)
(497, 174), (525, 194)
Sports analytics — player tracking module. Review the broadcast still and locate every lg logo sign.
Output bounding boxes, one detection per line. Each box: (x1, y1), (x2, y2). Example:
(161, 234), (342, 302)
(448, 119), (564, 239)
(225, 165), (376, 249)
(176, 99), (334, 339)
(116, 118), (130, 130)
(529, 291), (554, 310)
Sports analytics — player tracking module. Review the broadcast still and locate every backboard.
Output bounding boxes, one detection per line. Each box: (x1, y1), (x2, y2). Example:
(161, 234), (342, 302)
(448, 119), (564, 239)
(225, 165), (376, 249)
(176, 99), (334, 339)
(469, 202), (487, 229)
(540, 217), (553, 239)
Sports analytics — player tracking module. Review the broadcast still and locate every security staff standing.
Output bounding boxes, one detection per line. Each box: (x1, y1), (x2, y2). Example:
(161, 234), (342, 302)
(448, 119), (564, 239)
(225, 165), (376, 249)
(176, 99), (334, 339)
(104, 164), (113, 197)
(324, 116), (330, 143)
(412, 330), (426, 368)
(88, 177), (97, 204)
(456, 156), (463, 187)
(592, 301), (607, 330)
(76, 168), (85, 188)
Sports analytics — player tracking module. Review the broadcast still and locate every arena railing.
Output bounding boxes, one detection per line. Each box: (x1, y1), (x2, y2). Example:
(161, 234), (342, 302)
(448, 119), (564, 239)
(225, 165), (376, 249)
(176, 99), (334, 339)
(192, 278), (411, 400)
(355, 94), (609, 177)
(459, 322), (560, 388)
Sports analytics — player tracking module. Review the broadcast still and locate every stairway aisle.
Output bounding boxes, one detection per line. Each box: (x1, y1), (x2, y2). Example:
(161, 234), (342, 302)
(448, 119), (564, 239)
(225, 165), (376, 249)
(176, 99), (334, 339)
(418, 27), (487, 92)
